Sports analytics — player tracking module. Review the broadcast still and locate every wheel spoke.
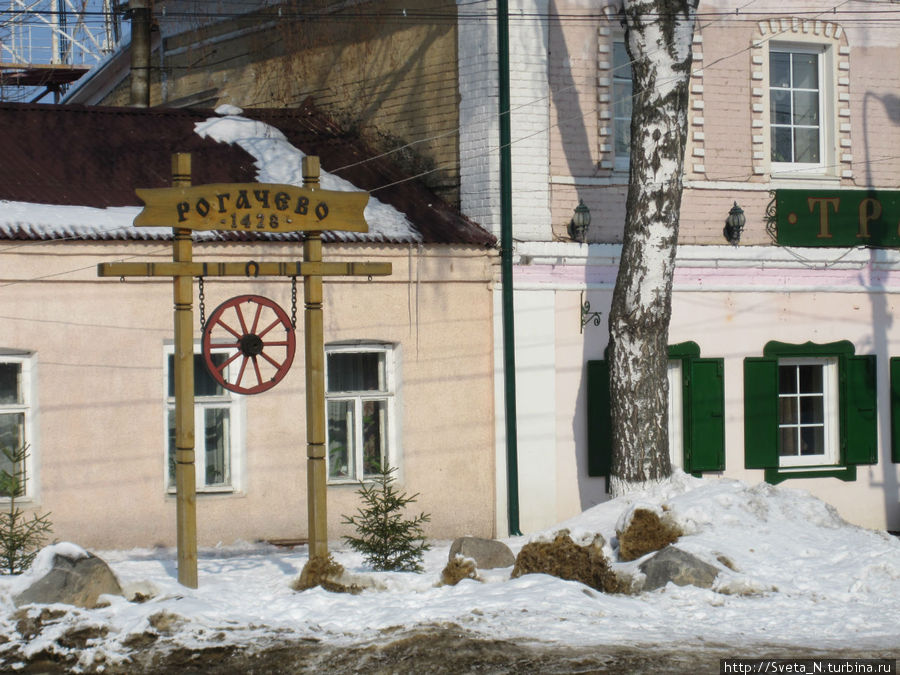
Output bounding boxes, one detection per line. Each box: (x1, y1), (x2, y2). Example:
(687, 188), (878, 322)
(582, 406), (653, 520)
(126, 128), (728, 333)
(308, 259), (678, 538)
(219, 350), (243, 372)
(235, 355), (249, 387)
(249, 302), (263, 335)
(234, 303), (250, 336)
(260, 350), (283, 370)
(251, 356), (263, 386)
(261, 340), (290, 347)
(256, 317), (282, 340)
(216, 319), (243, 340)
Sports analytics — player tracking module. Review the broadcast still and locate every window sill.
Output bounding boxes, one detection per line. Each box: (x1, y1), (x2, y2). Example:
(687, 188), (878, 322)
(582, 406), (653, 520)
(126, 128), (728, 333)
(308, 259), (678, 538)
(770, 172), (841, 188)
(167, 487), (238, 496)
(765, 464), (856, 484)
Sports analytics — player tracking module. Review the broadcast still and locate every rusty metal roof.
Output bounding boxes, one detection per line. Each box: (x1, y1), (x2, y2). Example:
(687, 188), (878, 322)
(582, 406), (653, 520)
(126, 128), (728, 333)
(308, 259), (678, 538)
(0, 99), (495, 247)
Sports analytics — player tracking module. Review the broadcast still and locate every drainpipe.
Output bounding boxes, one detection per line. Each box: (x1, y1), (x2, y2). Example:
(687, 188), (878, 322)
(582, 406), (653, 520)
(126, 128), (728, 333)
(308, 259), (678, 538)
(497, 0), (521, 536)
(129, 0), (151, 107)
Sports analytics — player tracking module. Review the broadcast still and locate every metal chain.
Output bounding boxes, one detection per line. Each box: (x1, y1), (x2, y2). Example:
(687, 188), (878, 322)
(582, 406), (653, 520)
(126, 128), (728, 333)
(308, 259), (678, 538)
(290, 277), (298, 329)
(198, 277), (206, 330)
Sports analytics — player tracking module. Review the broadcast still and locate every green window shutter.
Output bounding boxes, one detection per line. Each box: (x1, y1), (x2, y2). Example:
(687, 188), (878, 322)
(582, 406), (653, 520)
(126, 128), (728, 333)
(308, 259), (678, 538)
(843, 354), (877, 465)
(684, 357), (725, 472)
(587, 360), (612, 476)
(743, 357), (779, 469)
(892, 357), (900, 463)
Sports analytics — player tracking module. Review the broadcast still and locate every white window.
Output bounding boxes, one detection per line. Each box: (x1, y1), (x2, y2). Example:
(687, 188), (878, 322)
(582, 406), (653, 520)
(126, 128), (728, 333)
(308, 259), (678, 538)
(769, 45), (827, 173)
(325, 344), (396, 483)
(777, 357), (839, 467)
(0, 351), (35, 498)
(165, 347), (243, 493)
(613, 39), (633, 172)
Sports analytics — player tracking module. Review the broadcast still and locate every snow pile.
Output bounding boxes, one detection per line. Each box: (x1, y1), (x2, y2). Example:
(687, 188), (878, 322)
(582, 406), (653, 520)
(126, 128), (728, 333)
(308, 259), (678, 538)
(1, 476), (898, 670)
(7, 542), (90, 598)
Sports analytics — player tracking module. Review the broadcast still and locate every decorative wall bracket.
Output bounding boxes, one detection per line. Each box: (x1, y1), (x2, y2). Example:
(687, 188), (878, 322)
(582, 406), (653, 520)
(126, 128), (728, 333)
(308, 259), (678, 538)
(580, 291), (603, 333)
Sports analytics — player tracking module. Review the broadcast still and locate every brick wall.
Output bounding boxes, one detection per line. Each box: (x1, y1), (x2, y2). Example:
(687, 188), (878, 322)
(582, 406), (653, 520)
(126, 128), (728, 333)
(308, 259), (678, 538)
(458, 0), (550, 241)
(106, 1), (462, 205)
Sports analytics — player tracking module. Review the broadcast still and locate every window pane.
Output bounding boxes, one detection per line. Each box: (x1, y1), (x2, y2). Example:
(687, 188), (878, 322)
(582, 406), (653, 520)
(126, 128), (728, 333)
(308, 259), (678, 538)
(780, 427), (797, 457)
(613, 41), (630, 77)
(800, 396), (824, 424)
(613, 81), (633, 121)
(770, 89), (791, 125)
(792, 91), (819, 126)
(0, 440), (23, 498)
(327, 400), (355, 479)
(197, 354), (227, 397)
(800, 426), (824, 456)
(792, 53), (818, 89)
(794, 128), (820, 164)
(779, 365), (797, 394)
(0, 413), (24, 496)
(614, 118), (631, 156)
(779, 396), (798, 425)
(168, 354), (227, 398)
(327, 352), (385, 393)
(771, 126), (792, 163)
(770, 52), (791, 88)
(613, 41), (632, 162)
(0, 412), (24, 454)
(361, 399), (387, 477)
(0, 363), (21, 405)
(797, 365), (823, 393)
(204, 408), (230, 486)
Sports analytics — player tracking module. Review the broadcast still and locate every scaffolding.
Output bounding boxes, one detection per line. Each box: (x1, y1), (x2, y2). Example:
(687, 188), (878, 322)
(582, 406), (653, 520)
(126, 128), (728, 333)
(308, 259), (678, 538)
(0, 0), (123, 102)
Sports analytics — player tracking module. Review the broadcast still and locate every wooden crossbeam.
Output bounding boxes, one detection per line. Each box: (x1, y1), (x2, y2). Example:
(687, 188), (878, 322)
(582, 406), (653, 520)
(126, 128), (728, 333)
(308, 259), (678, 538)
(98, 261), (391, 279)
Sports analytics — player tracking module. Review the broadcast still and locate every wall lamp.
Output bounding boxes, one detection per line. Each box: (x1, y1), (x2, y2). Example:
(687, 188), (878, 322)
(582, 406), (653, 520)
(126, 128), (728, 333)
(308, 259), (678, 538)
(568, 199), (591, 243)
(723, 201), (746, 246)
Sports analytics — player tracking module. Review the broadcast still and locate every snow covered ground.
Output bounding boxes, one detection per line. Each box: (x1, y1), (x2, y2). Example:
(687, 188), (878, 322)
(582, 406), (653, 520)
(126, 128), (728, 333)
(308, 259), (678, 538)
(2, 473), (899, 672)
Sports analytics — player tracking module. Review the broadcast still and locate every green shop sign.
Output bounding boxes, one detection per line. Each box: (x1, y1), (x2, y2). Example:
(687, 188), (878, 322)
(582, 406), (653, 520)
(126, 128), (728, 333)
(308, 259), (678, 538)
(773, 189), (900, 247)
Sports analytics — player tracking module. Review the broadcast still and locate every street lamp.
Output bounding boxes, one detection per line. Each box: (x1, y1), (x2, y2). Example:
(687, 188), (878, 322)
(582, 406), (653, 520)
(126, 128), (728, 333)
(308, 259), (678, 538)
(723, 201), (746, 246)
(568, 199), (591, 243)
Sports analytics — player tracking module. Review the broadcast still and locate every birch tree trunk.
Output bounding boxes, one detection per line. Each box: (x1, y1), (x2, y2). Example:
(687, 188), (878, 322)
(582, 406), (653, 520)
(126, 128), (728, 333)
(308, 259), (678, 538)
(608, 0), (699, 496)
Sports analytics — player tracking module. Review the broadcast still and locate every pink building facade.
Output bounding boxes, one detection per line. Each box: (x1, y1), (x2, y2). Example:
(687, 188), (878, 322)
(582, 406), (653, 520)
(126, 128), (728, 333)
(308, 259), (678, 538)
(457, 0), (900, 533)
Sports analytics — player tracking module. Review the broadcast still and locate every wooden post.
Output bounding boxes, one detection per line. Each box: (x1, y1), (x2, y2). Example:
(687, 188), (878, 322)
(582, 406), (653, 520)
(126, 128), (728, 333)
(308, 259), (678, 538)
(172, 153), (198, 588)
(302, 156), (329, 560)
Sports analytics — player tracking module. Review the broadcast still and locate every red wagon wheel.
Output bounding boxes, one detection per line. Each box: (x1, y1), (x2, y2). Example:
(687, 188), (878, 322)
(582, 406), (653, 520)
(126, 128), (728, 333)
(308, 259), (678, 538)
(201, 295), (296, 395)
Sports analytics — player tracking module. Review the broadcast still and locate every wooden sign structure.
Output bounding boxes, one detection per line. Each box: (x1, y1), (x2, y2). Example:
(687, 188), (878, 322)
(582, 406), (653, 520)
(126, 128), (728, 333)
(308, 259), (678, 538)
(98, 154), (391, 588)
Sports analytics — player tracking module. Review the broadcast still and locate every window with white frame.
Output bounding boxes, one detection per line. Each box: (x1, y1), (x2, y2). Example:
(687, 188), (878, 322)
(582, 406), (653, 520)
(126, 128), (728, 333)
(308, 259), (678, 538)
(769, 44), (827, 172)
(777, 357), (839, 467)
(744, 340), (875, 484)
(325, 344), (396, 483)
(0, 352), (34, 498)
(165, 348), (243, 492)
(612, 39), (633, 171)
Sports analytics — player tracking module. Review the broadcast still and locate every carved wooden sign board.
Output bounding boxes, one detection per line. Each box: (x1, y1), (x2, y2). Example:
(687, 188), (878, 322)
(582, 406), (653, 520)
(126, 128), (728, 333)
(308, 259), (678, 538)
(134, 182), (369, 233)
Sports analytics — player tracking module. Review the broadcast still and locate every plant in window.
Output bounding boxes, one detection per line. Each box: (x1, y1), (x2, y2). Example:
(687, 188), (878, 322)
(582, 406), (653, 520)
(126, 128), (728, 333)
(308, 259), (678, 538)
(341, 465), (431, 572)
(0, 444), (52, 575)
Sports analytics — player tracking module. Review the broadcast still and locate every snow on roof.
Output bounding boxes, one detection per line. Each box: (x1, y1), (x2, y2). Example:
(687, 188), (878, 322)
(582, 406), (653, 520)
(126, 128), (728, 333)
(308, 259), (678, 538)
(195, 106), (421, 243)
(0, 105), (422, 244)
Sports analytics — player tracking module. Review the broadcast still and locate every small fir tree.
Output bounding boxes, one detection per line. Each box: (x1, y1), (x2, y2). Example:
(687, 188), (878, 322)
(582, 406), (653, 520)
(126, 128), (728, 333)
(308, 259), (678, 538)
(341, 464), (431, 572)
(0, 445), (52, 575)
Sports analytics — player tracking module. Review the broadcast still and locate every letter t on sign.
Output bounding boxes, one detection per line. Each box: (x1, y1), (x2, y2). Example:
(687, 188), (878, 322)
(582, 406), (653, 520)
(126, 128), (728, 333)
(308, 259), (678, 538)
(807, 197), (840, 239)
